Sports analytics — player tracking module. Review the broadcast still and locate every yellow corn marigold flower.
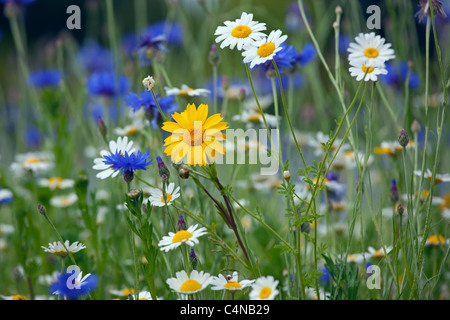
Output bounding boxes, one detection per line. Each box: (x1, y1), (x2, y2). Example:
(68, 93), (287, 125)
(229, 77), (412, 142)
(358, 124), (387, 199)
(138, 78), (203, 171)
(161, 103), (228, 166)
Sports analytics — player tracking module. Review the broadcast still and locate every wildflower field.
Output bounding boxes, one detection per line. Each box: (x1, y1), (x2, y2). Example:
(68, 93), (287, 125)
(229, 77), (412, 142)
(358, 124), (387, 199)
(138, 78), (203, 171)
(0, 0), (449, 304)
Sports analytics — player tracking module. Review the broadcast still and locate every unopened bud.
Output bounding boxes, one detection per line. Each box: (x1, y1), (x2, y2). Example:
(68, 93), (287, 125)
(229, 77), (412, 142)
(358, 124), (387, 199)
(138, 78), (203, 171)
(208, 44), (221, 66)
(390, 179), (399, 204)
(97, 117), (107, 140)
(179, 165), (190, 179)
(411, 119), (421, 134)
(123, 170), (134, 184)
(397, 203), (405, 216)
(300, 222), (311, 234)
(177, 215), (187, 231)
(37, 204), (47, 216)
(398, 129), (410, 148)
(335, 5), (342, 15)
(283, 170), (291, 181)
(142, 75), (156, 91)
(157, 156), (170, 182)
(190, 248), (199, 270)
(128, 189), (142, 200)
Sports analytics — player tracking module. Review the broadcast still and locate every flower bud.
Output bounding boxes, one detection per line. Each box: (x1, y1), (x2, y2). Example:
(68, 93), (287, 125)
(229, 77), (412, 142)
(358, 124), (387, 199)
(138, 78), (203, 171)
(411, 119), (421, 134)
(390, 179), (399, 204)
(208, 44), (221, 66)
(190, 248), (199, 270)
(397, 203), (405, 216)
(142, 75), (155, 91)
(127, 189), (142, 200)
(177, 215), (187, 231)
(97, 117), (107, 140)
(37, 203), (47, 216)
(398, 129), (409, 148)
(283, 170), (291, 181)
(123, 170), (134, 184)
(157, 156), (170, 182)
(178, 165), (190, 179)
(335, 5), (342, 15)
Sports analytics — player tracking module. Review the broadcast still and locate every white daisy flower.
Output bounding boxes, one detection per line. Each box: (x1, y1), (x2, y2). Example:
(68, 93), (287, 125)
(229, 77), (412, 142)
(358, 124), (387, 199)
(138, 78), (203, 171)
(166, 270), (212, 295)
(249, 275), (279, 300)
(232, 110), (279, 128)
(214, 12), (267, 51)
(92, 136), (136, 180)
(10, 152), (54, 174)
(49, 193), (78, 208)
(158, 224), (207, 252)
(109, 288), (135, 298)
(37, 177), (75, 190)
(346, 253), (366, 264)
(148, 182), (181, 207)
(113, 119), (148, 136)
(366, 246), (393, 260)
(164, 84), (210, 97)
(306, 131), (350, 156)
(41, 240), (86, 257)
(349, 58), (388, 82)
(347, 32), (395, 67)
(210, 271), (255, 291)
(242, 29), (288, 69)
(374, 140), (415, 156)
(414, 169), (450, 184)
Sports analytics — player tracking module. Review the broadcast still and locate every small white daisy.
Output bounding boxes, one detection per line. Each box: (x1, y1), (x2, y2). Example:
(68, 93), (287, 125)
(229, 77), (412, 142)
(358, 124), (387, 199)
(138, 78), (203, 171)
(41, 240), (86, 257)
(113, 120), (147, 136)
(166, 270), (212, 295)
(10, 152), (54, 174)
(374, 140), (415, 156)
(346, 253), (366, 264)
(109, 287), (135, 298)
(249, 275), (279, 300)
(37, 177), (75, 190)
(242, 29), (288, 69)
(347, 32), (395, 67)
(92, 136), (136, 180)
(148, 182), (181, 207)
(414, 169), (450, 184)
(231, 110), (279, 128)
(366, 246), (393, 260)
(210, 271), (255, 292)
(214, 12), (267, 51)
(164, 84), (210, 97)
(349, 58), (388, 82)
(158, 224), (207, 252)
(0, 294), (28, 300)
(49, 193), (78, 208)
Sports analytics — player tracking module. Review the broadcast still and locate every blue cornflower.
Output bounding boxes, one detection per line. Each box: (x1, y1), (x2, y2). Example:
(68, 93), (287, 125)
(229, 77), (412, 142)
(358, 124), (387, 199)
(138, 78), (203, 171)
(124, 91), (178, 128)
(29, 69), (62, 88)
(0, 187), (14, 204)
(380, 61), (420, 90)
(296, 42), (316, 66)
(103, 150), (153, 176)
(86, 71), (129, 97)
(49, 269), (97, 300)
(135, 20), (184, 65)
(26, 127), (42, 147)
(77, 41), (114, 74)
(319, 266), (330, 285)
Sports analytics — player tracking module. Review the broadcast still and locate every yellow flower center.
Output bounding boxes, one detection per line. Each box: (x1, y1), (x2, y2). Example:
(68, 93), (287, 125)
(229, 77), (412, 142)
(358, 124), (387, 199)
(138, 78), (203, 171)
(347, 254), (359, 262)
(172, 230), (193, 243)
(179, 88), (194, 96)
(126, 126), (139, 135)
(60, 197), (72, 207)
(257, 42), (276, 58)
(180, 279), (202, 292)
(184, 128), (204, 147)
(362, 65), (375, 73)
(373, 250), (384, 258)
(161, 193), (172, 204)
(247, 113), (261, 123)
(12, 295), (27, 300)
(259, 286), (272, 299)
(54, 250), (69, 257)
(427, 234), (446, 245)
(224, 281), (242, 290)
(122, 288), (135, 296)
(48, 177), (63, 188)
(364, 47), (379, 58)
(231, 25), (252, 38)
(24, 158), (41, 165)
